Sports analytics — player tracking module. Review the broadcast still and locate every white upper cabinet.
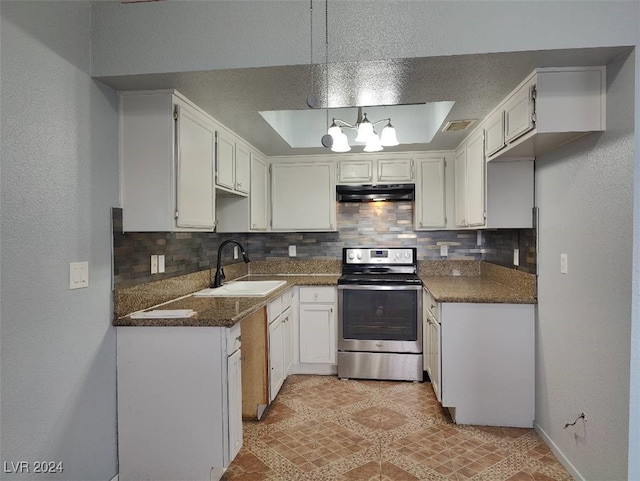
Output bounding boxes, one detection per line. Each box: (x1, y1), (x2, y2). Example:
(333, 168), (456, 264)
(234, 143), (251, 194)
(271, 161), (336, 231)
(415, 155), (447, 230)
(337, 157), (414, 184)
(377, 158), (414, 182)
(216, 130), (235, 190)
(454, 130), (485, 228)
(215, 149), (269, 233)
(337, 160), (374, 183)
(120, 90), (216, 232)
(484, 110), (506, 157)
(250, 153), (269, 231)
(488, 66), (606, 161)
(216, 130), (249, 197)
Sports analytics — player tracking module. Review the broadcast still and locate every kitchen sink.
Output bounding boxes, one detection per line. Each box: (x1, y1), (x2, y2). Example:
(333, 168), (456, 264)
(194, 280), (286, 297)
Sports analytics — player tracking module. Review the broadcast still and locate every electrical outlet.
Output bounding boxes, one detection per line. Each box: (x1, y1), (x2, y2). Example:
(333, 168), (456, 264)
(513, 248), (520, 266)
(560, 253), (568, 274)
(288, 245), (297, 257)
(158, 255), (165, 273)
(233, 246), (239, 260)
(151, 255), (158, 274)
(69, 261), (89, 289)
(440, 245), (448, 257)
(477, 231), (483, 246)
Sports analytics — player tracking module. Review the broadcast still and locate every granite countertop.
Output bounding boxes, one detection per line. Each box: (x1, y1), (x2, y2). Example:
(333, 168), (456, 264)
(421, 276), (537, 304)
(115, 274), (340, 328)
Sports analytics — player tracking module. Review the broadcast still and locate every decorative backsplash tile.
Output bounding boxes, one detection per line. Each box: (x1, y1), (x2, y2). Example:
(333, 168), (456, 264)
(113, 201), (537, 288)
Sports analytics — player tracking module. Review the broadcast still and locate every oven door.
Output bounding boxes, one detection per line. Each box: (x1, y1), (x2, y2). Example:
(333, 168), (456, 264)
(338, 284), (422, 353)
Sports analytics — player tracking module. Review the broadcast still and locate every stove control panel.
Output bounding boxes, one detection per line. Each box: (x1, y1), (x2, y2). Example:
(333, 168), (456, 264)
(344, 248), (415, 264)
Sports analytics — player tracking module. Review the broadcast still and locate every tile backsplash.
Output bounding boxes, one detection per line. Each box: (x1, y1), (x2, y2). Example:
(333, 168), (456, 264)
(113, 202), (536, 288)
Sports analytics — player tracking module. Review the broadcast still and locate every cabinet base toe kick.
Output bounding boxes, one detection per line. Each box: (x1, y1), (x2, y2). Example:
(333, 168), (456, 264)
(338, 351), (423, 382)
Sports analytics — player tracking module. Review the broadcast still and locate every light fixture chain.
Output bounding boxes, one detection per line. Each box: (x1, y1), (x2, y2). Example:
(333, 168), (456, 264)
(309, 0), (313, 95)
(324, 0), (329, 127)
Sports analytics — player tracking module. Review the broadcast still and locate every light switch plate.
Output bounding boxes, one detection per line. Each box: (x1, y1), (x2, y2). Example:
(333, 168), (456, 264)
(151, 255), (158, 274)
(158, 255), (165, 273)
(288, 245), (297, 257)
(440, 245), (448, 257)
(513, 248), (520, 266)
(69, 261), (89, 289)
(233, 246), (239, 260)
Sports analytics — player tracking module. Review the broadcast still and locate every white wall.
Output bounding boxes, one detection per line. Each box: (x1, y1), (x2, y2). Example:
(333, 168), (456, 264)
(535, 53), (634, 480)
(0, 2), (119, 479)
(90, 0), (639, 77)
(629, 35), (640, 481)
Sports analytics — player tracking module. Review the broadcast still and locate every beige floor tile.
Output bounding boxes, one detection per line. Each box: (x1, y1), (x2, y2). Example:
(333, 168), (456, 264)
(224, 375), (572, 481)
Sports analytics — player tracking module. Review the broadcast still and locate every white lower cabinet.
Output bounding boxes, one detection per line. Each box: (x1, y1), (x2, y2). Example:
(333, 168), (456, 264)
(439, 302), (535, 427)
(423, 289), (441, 403)
(268, 288), (294, 402)
(298, 287), (337, 366)
(268, 314), (285, 402)
(227, 347), (243, 462)
(116, 324), (242, 481)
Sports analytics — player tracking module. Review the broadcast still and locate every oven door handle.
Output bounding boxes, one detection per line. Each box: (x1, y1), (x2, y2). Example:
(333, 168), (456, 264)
(338, 284), (423, 291)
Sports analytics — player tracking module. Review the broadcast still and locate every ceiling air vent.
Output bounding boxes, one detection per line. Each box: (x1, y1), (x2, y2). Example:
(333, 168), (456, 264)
(442, 119), (476, 132)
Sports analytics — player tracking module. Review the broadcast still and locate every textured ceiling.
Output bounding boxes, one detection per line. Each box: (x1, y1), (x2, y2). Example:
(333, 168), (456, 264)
(96, 46), (631, 156)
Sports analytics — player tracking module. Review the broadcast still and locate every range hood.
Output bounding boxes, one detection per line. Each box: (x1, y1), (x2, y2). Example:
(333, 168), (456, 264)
(336, 184), (415, 202)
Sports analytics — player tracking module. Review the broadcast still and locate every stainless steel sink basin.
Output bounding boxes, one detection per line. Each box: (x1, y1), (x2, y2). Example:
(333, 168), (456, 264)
(194, 280), (286, 297)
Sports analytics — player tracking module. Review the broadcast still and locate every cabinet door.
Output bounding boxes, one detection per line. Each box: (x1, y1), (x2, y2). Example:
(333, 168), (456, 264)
(175, 103), (215, 229)
(299, 304), (336, 364)
(429, 319), (441, 403)
(268, 317), (285, 402)
(227, 348), (243, 462)
(216, 131), (235, 190)
(250, 154), (269, 231)
(338, 160), (373, 183)
(504, 81), (535, 143)
(464, 131), (485, 227)
(235, 143), (251, 194)
(271, 162), (335, 231)
(453, 147), (467, 227)
(484, 110), (505, 156)
(282, 308), (294, 375)
(416, 157), (446, 229)
(377, 159), (414, 182)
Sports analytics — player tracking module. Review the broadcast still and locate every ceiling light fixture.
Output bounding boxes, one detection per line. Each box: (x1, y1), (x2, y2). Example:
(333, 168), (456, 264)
(327, 107), (399, 153)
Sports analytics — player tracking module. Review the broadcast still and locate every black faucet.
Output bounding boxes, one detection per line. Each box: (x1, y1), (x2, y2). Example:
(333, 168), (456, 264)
(212, 239), (251, 288)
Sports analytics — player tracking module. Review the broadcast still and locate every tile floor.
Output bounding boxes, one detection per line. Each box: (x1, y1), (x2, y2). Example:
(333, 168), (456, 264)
(223, 375), (572, 481)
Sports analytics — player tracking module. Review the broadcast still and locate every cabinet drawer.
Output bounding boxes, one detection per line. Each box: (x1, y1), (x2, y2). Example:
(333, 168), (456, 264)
(299, 286), (335, 303)
(227, 322), (242, 354)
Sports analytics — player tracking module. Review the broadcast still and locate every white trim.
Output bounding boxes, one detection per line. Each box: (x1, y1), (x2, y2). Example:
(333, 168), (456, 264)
(535, 422), (586, 481)
(109, 474), (118, 481)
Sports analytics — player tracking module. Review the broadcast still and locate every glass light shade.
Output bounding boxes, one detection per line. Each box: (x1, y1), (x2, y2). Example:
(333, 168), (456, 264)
(363, 133), (383, 152)
(355, 116), (374, 143)
(328, 121), (342, 140)
(380, 123), (399, 147)
(331, 131), (351, 152)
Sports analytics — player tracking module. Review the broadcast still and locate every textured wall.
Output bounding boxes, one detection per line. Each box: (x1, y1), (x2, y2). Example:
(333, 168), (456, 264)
(113, 201), (535, 288)
(535, 52), (634, 480)
(90, 1), (639, 77)
(0, 3), (119, 479)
